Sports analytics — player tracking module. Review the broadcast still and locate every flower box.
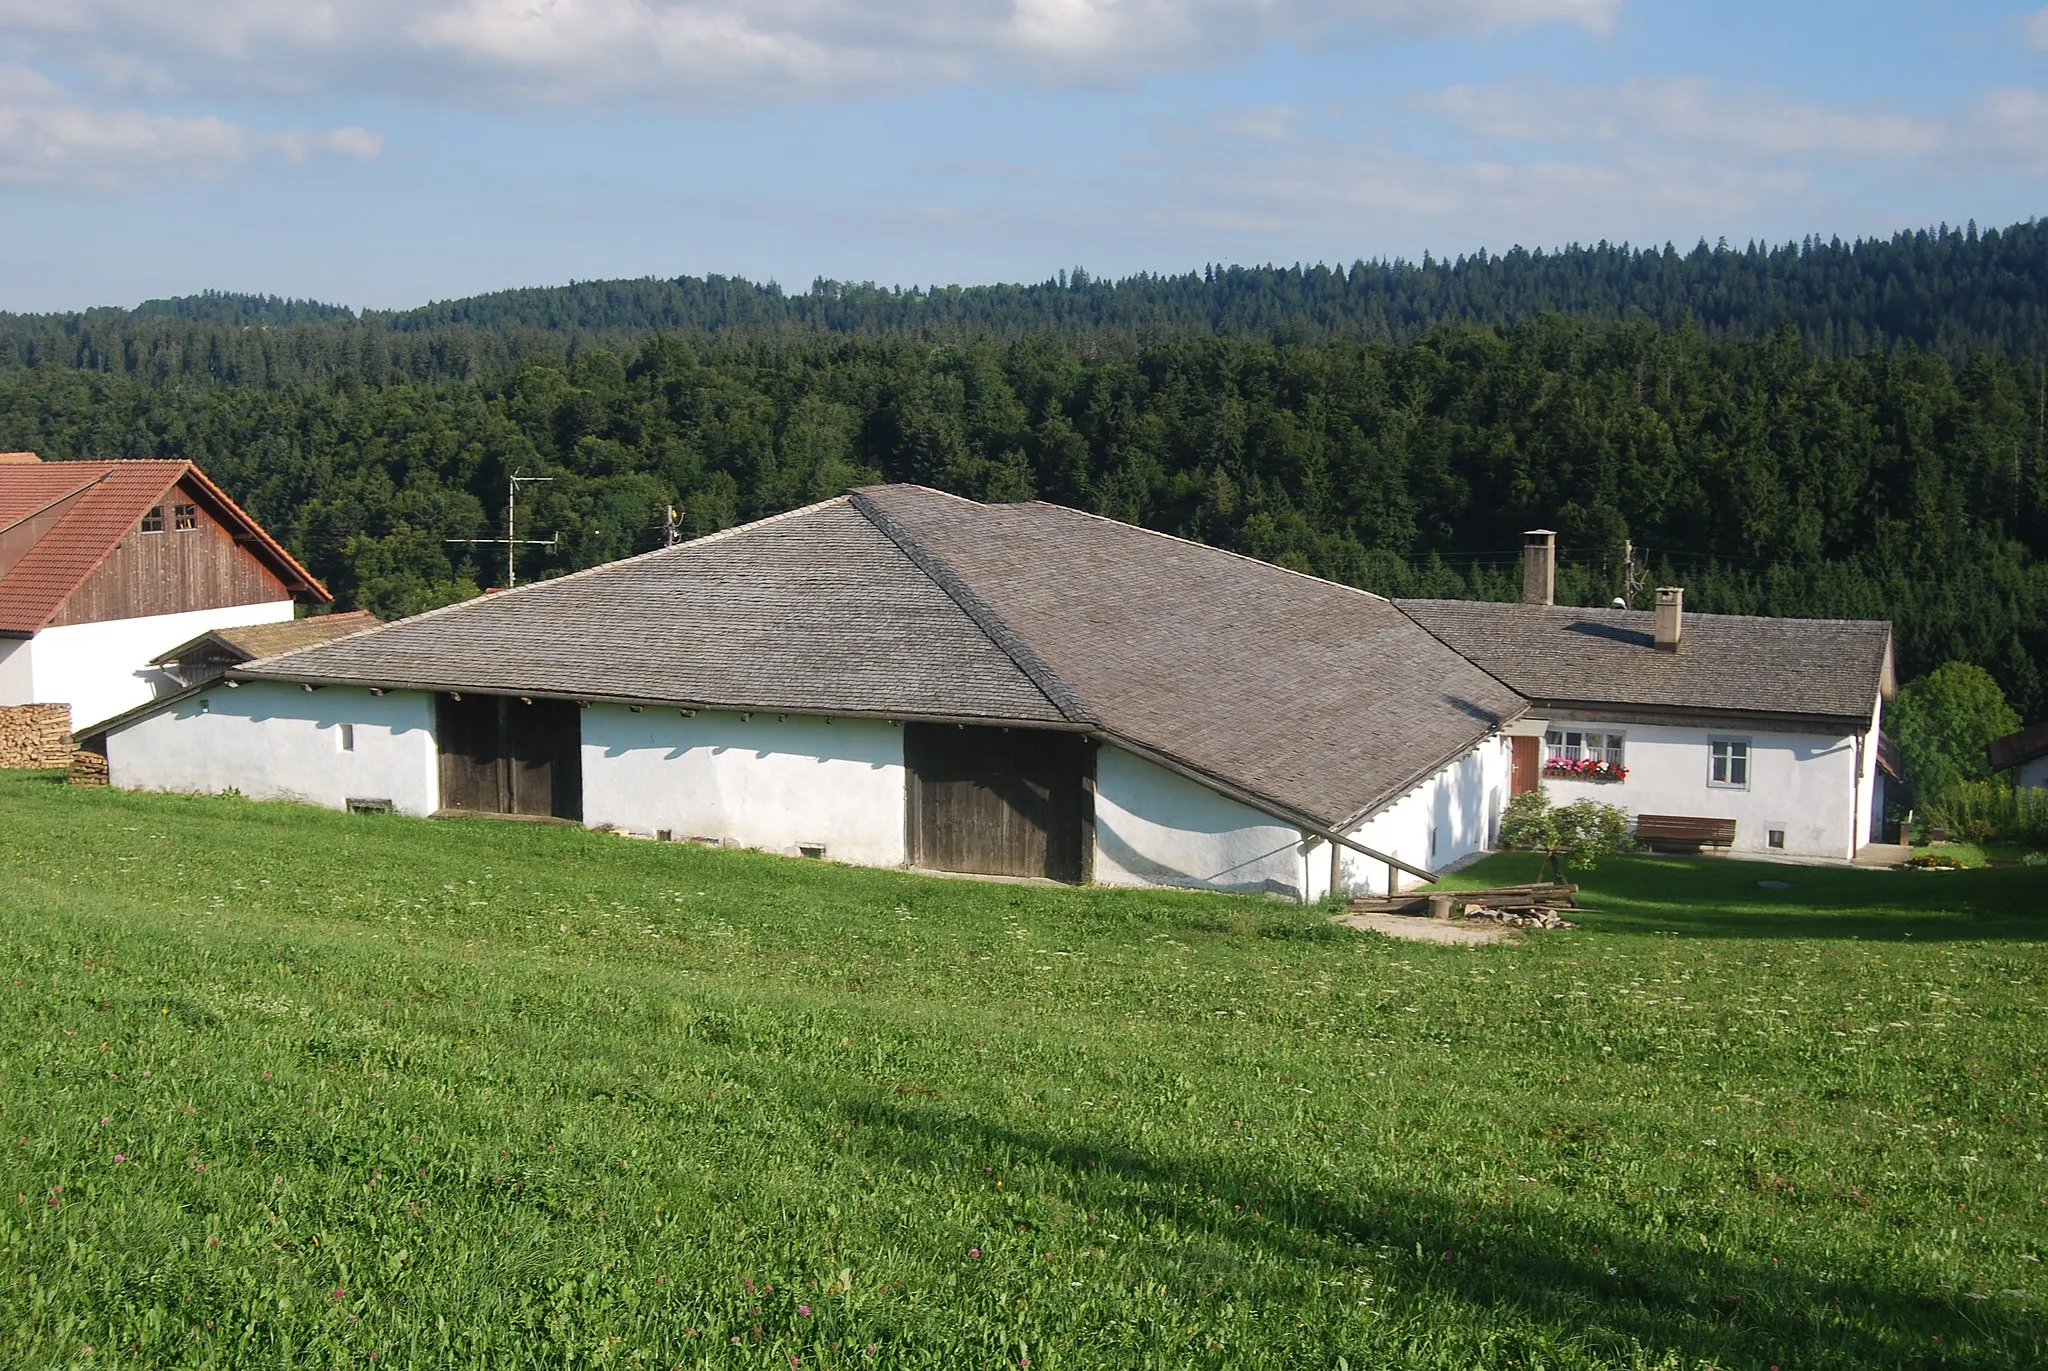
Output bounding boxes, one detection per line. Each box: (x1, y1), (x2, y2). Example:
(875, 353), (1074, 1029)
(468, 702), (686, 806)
(1543, 757), (1628, 782)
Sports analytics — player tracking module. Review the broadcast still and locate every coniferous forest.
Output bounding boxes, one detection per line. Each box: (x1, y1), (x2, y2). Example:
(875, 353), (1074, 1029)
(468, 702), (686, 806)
(2, 219), (2045, 719)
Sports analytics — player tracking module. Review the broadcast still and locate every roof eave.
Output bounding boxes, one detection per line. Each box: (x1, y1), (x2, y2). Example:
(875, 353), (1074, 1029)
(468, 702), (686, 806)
(225, 667), (1088, 732)
(1524, 697), (1876, 733)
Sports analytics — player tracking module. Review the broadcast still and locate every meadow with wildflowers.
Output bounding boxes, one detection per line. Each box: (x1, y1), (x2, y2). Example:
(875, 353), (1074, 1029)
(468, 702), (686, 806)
(1, 771), (2043, 1369)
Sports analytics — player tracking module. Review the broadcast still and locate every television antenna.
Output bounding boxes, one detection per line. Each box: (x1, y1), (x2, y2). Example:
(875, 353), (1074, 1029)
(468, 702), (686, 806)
(447, 474), (558, 588)
(1617, 538), (1645, 609)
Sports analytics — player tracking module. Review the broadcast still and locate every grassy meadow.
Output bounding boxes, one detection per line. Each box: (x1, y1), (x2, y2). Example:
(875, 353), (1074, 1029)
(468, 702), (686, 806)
(1, 770), (2043, 1369)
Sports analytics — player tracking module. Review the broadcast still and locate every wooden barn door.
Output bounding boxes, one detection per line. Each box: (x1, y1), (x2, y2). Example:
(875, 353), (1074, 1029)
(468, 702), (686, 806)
(436, 694), (582, 820)
(906, 725), (1087, 882)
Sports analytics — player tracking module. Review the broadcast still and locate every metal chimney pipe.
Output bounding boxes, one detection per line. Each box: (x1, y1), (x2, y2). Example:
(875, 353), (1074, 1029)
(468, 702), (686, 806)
(1523, 530), (1556, 606)
(1654, 586), (1684, 652)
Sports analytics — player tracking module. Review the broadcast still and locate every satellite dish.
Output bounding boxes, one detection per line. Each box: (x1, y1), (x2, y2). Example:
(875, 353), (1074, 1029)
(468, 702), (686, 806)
(1611, 597), (1627, 608)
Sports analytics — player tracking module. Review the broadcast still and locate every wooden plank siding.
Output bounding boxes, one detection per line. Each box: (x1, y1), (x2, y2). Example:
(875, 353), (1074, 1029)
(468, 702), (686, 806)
(905, 724), (1088, 882)
(49, 482), (292, 627)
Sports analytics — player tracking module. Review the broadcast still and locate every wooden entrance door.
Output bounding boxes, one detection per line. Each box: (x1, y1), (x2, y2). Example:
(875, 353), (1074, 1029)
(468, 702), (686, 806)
(436, 694), (583, 820)
(1511, 735), (1541, 795)
(906, 725), (1087, 882)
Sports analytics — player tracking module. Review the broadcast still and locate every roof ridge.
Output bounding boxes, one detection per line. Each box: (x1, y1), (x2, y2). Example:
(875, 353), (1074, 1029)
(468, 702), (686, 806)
(850, 489), (1095, 726)
(243, 495), (856, 672)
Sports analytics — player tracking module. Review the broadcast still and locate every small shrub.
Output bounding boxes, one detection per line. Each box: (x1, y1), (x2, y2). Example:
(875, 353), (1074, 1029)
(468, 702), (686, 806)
(1500, 790), (1634, 880)
(1925, 781), (2048, 847)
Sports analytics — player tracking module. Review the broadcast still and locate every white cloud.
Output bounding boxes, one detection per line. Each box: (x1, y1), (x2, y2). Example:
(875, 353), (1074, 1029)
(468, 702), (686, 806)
(2025, 8), (2048, 50)
(1425, 77), (1943, 159)
(0, 1), (1623, 105)
(0, 65), (380, 188)
(1138, 76), (2047, 255)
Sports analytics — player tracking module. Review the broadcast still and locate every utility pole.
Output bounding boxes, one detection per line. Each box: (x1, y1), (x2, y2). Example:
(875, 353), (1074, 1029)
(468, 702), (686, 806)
(664, 504), (679, 548)
(447, 474), (558, 588)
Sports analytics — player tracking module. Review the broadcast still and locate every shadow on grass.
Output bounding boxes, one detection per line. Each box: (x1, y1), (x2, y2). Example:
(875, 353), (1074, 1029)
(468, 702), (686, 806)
(831, 1092), (2040, 1369)
(1444, 852), (2048, 942)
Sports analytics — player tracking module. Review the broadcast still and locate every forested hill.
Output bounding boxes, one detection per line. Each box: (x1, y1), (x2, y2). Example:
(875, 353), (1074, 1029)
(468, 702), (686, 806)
(4, 218), (2047, 388)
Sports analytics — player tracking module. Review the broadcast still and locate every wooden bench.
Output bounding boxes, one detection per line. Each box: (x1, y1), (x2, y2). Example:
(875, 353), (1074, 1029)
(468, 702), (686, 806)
(1635, 814), (1737, 851)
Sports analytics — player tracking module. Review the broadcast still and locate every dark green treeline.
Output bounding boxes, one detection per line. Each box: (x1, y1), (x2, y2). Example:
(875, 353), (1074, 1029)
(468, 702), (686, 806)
(4, 219), (2046, 390)
(3, 314), (2044, 718)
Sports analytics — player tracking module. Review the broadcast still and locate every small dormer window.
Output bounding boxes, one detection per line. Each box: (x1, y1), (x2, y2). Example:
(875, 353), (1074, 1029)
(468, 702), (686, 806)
(141, 506), (165, 533)
(173, 503), (198, 530)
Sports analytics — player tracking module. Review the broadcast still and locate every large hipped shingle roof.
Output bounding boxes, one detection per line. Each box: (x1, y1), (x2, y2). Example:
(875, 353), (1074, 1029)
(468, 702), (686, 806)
(1395, 598), (1891, 724)
(240, 487), (1527, 827)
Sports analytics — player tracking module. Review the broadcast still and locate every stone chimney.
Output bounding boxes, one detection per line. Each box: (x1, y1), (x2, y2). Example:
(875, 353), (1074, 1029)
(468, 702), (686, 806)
(1522, 529), (1556, 606)
(1654, 586), (1684, 652)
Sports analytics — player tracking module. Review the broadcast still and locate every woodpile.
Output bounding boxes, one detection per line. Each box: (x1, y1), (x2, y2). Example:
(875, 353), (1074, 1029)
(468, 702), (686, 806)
(67, 749), (109, 787)
(0, 703), (71, 769)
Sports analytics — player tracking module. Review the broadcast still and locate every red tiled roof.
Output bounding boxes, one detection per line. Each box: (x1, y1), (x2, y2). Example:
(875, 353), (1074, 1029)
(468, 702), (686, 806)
(0, 460), (330, 634)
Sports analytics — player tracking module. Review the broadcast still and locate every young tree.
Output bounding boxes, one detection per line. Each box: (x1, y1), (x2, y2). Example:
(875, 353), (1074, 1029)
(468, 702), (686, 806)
(1499, 792), (1634, 882)
(1889, 661), (2022, 800)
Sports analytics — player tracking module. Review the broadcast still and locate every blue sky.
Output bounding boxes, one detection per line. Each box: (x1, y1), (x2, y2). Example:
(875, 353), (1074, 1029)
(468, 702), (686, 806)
(1, 1), (2044, 312)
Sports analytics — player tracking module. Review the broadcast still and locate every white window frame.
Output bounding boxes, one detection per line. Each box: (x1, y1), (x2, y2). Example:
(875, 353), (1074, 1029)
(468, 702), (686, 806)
(1545, 729), (1625, 767)
(1709, 737), (1751, 789)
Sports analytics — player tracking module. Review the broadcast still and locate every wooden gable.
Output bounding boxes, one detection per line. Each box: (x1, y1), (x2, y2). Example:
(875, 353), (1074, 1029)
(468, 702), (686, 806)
(50, 476), (295, 628)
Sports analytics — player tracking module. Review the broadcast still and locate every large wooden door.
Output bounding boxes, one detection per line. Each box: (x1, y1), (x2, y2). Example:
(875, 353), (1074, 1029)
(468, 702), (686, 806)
(1511, 735), (1541, 795)
(906, 725), (1087, 882)
(436, 694), (582, 820)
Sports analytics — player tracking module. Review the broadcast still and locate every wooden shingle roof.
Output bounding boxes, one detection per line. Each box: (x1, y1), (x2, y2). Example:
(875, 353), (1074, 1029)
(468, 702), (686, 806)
(151, 610), (383, 667)
(240, 487), (1528, 827)
(0, 459), (329, 633)
(1395, 598), (1892, 726)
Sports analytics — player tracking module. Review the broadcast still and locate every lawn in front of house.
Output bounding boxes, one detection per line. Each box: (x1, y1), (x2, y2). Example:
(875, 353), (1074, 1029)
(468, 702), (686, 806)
(1, 771), (2043, 1369)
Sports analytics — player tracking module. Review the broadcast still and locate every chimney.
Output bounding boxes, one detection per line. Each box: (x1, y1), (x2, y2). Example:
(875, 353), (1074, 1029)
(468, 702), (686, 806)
(1654, 586), (1684, 652)
(1522, 529), (1556, 606)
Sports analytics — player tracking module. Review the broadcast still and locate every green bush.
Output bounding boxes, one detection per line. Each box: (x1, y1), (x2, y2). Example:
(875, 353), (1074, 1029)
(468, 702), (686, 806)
(1925, 781), (2048, 847)
(1500, 790), (1635, 879)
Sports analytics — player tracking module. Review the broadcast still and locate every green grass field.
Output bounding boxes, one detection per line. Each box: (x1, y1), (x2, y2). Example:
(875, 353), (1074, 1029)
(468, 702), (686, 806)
(2, 771), (2043, 1370)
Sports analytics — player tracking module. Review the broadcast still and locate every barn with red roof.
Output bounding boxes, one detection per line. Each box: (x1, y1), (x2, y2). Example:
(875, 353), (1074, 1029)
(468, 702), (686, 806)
(0, 453), (329, 756)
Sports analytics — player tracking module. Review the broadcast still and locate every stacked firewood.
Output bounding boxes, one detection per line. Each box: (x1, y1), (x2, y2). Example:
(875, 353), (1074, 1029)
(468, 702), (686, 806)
(0, 704), (71, 769)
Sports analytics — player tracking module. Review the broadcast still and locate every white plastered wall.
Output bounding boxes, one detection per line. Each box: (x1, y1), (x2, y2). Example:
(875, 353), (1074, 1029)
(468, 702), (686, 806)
(0, 637), (31, 704)
(1313, 734), (1515, 900)
(1539, 718), (1862, 860)
(1093, 744), (1310, 898)
(580, 705), (907, 866)
(18, 602), (294, 730)
(104, 681), (439, 815)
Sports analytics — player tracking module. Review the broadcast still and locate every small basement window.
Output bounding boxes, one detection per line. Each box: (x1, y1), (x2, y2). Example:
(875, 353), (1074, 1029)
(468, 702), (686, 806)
(1710, 738), (1751, 788)
(338, 723), (355, 752)
(1767, 827), (1787, 849)
(172, 502), (198, 530)
(140, 506), (165, 533)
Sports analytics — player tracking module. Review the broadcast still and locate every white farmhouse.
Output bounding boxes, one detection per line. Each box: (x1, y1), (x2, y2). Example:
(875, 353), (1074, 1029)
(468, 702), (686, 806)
(0, 453), (331, 763)
(86, 485), (1529, 901)
(83, 491), (1899, 888)
(1398, 532), (1894, 861)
